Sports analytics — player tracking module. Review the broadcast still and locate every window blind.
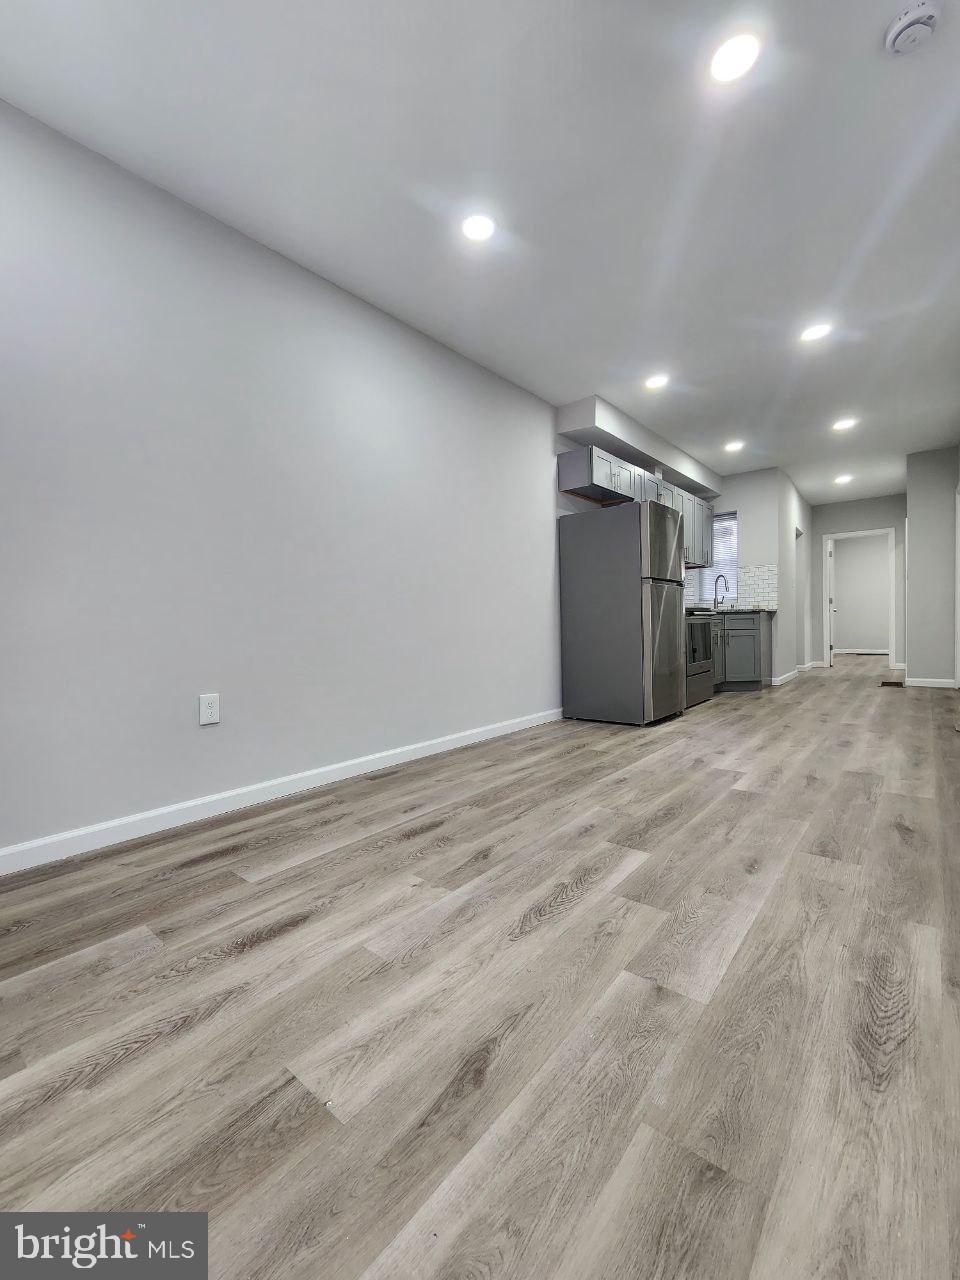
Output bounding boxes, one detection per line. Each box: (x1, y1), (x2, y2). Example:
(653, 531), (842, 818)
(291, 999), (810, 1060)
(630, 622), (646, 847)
(684, 512), (738, 604)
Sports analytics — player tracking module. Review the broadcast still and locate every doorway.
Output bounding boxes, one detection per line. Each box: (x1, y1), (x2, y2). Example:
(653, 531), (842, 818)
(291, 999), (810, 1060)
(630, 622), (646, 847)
(822, 528), (896, 669)
(795, 526), (806, 669)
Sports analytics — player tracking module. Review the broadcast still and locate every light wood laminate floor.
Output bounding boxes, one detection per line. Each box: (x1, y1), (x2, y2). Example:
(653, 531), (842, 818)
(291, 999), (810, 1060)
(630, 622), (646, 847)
(1, 656), (957, 1279)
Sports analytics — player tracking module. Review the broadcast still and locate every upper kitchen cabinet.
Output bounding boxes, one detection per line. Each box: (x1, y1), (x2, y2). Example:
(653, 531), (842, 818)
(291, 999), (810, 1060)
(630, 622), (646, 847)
(680, 491), (695, 564)
(612, 457), (636, 500)
(558, 446), (713, 566)
(701, 502), (714, 569)
(679, 491), (713, 567)
(558, 446), (634, 503)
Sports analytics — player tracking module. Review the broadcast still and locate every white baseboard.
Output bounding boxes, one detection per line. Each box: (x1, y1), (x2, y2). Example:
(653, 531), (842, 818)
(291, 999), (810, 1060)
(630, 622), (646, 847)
(893, 662), (906, 670)
(833, 648), (889, 655)
(808, 660), (827, 668)
(797, 661), (816, 671)
(772, 669), (798, 686)
(904, 677), (957, 688)
(0, 707), (563, 879)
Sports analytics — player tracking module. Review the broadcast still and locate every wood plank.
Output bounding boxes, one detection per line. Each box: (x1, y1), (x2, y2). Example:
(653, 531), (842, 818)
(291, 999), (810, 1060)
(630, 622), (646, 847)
(291, 839), (653, 1123)
(945, 990), (960, 1280)
(861, 791), (944, 928)
(617, 787), (767, 910)
(551, 1122), (766, 1280)
(213, 894), (666, 1280)
(8, 873), (438, 1069)
(747, 910), (945, 1279)
(356, 972), (702, 1280)
(794, 768), (883, 864)
(27, 1068), (336, 1217)
(626, 888), (762, 1002)
(646, 853), (862, 1186)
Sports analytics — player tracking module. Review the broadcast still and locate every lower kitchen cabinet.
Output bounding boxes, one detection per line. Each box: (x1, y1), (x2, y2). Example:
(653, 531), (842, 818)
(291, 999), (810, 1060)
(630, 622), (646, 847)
(725, 629), (760, 682)
(718, 612), (772, 688)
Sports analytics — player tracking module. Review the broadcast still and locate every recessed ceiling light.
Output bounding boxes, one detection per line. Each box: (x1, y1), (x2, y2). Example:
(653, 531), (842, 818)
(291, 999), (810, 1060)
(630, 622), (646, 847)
(834, 474), (853, 485)
(724, 440), (745, 452)
(644, 372), (670, 390)
(710, 33), (761, 82)
(832, 417), (859, 431)
(800, 321), (833, 342)
(461, 214), (496, 242)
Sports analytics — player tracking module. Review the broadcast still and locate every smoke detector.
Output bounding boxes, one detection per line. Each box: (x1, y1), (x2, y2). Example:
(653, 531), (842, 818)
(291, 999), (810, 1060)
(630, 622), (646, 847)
(885, 1), (942, 53)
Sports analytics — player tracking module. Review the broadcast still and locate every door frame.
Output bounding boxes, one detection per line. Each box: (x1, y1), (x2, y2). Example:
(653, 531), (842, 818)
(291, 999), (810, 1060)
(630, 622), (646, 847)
(821, 528), (896, 669)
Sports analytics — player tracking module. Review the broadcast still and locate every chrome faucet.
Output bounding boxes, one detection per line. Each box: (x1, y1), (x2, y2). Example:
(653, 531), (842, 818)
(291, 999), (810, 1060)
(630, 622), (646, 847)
(713, 573), (729, 611)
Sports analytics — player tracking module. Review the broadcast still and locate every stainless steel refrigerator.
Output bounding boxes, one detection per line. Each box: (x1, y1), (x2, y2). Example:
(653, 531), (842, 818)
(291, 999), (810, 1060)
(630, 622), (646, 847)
(559, 499), (685, 725)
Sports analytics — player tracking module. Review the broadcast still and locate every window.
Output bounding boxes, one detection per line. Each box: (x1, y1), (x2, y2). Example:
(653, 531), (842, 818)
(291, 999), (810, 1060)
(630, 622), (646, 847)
(684, 512), (738, 604)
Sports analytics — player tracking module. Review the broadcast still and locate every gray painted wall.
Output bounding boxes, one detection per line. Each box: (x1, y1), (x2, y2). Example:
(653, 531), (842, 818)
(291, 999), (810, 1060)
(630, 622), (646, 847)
(809, 495), (907, 665)
(778, 473), (812, 678)
(834, 535), (891, 651)
(717, 470), (780, 567)
(906, 446), (959, 682)
(0, 105), (561, 847)
(717, 468), (811, 680)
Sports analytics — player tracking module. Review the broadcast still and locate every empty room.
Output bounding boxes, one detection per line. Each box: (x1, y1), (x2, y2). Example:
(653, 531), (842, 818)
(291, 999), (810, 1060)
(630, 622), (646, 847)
(1, 4), (959, 1278)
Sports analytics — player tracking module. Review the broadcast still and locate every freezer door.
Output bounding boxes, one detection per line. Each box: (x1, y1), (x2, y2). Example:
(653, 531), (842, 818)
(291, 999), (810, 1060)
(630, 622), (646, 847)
(639, 500), (683, 584)
(642, 580), (685, 722)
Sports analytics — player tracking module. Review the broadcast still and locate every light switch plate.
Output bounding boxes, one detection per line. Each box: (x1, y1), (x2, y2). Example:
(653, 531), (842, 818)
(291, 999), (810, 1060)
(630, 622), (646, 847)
(199, 693), (220, 726)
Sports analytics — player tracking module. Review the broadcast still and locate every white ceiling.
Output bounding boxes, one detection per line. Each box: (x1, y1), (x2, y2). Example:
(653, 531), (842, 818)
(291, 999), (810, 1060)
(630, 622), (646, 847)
(2, 0), (959, 504)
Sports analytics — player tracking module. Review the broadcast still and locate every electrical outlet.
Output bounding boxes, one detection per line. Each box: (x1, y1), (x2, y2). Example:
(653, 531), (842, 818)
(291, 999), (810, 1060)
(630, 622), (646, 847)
(199, 693), (220, 726)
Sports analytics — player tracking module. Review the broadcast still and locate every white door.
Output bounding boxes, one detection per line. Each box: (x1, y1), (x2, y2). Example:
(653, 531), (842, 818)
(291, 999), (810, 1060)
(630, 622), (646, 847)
(827, 538), (836, 667)
(833, 534), (891, 654)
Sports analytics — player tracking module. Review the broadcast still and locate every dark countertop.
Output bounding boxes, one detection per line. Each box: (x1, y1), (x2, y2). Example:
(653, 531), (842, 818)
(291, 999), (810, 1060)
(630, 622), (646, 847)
(686, 607), (777, 616)
(718, 607), (777, 614)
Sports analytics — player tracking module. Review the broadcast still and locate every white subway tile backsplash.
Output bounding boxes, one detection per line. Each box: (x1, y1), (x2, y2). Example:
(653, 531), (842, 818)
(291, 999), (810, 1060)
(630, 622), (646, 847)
(730, 563), (778, 611)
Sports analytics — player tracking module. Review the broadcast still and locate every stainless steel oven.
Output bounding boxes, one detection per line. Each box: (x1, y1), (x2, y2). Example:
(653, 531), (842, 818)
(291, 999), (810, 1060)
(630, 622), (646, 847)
(686, 616), (713, 675)
(685, 614), (714, 708)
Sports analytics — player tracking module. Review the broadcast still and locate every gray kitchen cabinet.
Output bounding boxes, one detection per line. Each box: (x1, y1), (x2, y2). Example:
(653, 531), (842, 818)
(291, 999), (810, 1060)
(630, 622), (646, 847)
(681, 491), (695, 563)
(558, 451), (714, 564)
(666, 485), (685, 554)
(558, 446), (634, 503)
(592, 450), (614, 491)
(693, 501), (704, 567)
(674, 493), (714, 568)
(672, 488), (685, 549)
(701, 503), (714, 567)
(724, 613), (757, 630)
(611, 458), (635, 499)
(720, 612), (772, 687)
(724, 628), (760, 682)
